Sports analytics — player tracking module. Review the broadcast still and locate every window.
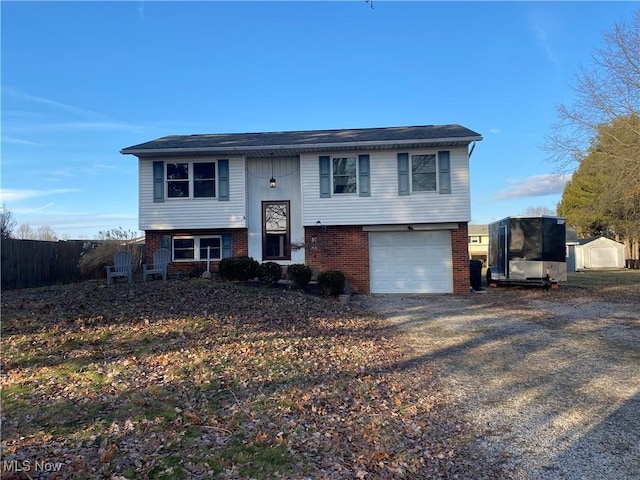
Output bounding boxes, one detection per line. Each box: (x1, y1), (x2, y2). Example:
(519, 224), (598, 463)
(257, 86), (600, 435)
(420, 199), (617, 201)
(333, 157), (357, 194)
(193, 163), (215, 197)
(398, 151), (450, 195)
(411, 154), (437, 192)
(263, 201), (290, 260)
(172, 236), (221, 261)
(320, 155), (369, 198)
(199, 237), (221, 260)
(166, 162), (215, 199)
(167, 163), (189, 198)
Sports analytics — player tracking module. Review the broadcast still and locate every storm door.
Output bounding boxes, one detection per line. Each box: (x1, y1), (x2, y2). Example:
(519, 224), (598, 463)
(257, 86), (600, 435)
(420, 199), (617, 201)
(262, 201), (290, 260)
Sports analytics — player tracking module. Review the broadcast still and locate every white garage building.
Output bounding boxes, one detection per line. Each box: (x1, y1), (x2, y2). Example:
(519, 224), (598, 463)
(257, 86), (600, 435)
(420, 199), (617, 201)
(574, 236), (625, 269)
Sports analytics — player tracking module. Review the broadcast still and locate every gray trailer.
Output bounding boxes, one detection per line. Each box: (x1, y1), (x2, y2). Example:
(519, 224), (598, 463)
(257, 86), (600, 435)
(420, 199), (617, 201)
(487, 215), (567, 288)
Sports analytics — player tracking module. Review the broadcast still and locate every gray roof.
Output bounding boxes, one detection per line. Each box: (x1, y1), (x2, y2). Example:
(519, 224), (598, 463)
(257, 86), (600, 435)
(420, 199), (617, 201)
(121, 124), (482, 158)
(577, 236), (624, 246)
(565, 226), (580, 244)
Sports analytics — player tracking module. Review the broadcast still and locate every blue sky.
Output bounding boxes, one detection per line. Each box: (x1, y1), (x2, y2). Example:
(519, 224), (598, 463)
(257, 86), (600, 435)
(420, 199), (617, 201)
(2, 1), (638, 238)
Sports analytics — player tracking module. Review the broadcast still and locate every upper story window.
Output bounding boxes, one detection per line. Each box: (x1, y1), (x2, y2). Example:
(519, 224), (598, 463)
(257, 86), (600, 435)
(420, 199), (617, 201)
(153, 159), (228, 203)
(319, 154), (370, 198)
(167, 162), (215, 199)
(411, 154), (437, 192)
(193, 163), (216, 197)
(333, 157), (357, 194)
(398, 151), (450, 196)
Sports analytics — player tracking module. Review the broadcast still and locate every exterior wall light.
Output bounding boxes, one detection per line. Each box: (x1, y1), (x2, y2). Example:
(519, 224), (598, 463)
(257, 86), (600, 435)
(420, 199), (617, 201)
(269, 157), (276, 188)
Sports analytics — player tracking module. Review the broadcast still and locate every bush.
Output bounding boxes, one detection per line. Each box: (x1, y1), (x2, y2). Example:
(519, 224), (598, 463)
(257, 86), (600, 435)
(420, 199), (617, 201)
(257, 262), (282, 285)
(78, 240), (142, 279)
(218, 256), (259, 281)
(287, 264), (313, 289)
(317, 270), (346, 297)
(218, 257), (234, 279)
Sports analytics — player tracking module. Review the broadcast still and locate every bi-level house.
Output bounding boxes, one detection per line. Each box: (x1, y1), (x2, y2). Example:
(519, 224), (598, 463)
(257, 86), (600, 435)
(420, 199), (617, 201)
(121, 124), (482, 294)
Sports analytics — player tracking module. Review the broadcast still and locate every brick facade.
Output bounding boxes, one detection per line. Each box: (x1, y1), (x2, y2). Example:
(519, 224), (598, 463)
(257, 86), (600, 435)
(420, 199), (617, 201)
(145, 229), (248, 277)
(451, 222), (470, 294)
(305, 223), (469, 295)
(147, 223), (469, 294)
(305, 226), (370, 294)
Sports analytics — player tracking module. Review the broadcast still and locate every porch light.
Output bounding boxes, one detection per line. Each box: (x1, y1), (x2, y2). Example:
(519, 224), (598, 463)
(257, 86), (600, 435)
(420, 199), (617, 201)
(269, 157), (276, 188)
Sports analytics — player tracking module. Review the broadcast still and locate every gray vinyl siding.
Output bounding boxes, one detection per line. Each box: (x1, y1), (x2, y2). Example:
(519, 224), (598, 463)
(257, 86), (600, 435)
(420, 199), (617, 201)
(245, 157), (305, 264)
(300, 147), (470, 226)
(139, 157), (247, 230)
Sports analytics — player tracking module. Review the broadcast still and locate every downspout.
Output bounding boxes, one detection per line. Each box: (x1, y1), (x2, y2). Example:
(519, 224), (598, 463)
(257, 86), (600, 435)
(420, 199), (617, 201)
(468, 141), (477, 159)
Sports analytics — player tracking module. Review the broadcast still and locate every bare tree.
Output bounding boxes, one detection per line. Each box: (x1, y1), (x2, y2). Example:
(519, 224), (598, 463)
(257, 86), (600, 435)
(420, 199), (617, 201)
(36, 225), (58, 241)
(95, 227), (139, 241)
(545, 9), (640, 174)
(16, 223), (36, 239)
(523, 205), (556, 216)
(1, 205), (17, 239)
(16, 223), (59, 241)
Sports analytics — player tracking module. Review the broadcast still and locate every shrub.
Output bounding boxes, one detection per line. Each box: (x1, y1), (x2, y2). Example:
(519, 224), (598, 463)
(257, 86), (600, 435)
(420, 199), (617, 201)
(317, 270), (346, 297)
(78, 240), (142, 279)
(218, 257), (233, 279)
(257, 262), (282, 285)
(287, 264), (313, 289)
(218, 256), (259, 281)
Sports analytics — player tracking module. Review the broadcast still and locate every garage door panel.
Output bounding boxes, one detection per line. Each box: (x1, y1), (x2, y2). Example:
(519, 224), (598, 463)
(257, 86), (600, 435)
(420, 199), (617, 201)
(370, 231), (453, 294)
(590, 247), (617, 268)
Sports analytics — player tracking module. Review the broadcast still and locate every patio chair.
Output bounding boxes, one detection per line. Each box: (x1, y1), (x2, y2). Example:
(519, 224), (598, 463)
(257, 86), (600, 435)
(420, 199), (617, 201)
(142, 248), (171, 282)
(106, 251), (133, 284)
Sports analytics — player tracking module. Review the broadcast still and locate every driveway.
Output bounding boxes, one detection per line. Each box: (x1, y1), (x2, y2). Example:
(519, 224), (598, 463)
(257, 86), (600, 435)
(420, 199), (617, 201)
(358, 289), (640, 480)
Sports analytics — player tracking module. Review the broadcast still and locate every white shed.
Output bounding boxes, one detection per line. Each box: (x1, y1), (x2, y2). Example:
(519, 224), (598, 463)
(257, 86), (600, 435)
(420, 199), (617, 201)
(575, 237), (625, 269)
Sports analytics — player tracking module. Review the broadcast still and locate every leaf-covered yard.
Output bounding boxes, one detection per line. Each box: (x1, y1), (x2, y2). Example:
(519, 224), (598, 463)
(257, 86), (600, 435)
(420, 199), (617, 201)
(1, 280), (490, 479)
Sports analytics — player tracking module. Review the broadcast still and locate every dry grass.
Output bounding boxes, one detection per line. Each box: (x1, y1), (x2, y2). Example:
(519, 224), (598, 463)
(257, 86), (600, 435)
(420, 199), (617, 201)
(566, 269), (640, 293)
(3, 270), (636, 479)
(78, 241), (142, 279)
(0, 280), (495, 480)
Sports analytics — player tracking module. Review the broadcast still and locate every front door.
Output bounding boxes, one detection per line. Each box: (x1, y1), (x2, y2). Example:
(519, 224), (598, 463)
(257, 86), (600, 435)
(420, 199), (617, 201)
(262, 200), (290, 260)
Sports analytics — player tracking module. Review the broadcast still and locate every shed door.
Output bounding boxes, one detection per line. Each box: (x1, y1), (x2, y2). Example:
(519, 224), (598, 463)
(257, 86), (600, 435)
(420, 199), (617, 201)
(369, 231), (452, 293)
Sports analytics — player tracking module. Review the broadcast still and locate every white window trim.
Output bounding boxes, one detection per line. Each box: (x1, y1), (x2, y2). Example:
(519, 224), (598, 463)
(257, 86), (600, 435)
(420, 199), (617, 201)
(410, 153), (439, 194)
(166, 160), (217, 200)
(172, 235), (222, 262)
(331, 156), (358, 195)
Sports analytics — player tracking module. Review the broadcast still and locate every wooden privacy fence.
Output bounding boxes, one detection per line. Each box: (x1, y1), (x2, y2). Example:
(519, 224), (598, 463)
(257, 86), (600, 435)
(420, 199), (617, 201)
(1, 239), (87, 290)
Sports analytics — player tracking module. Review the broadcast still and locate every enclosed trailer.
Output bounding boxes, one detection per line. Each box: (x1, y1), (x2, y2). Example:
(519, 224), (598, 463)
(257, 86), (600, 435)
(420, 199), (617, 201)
(487, 216), (567, 287)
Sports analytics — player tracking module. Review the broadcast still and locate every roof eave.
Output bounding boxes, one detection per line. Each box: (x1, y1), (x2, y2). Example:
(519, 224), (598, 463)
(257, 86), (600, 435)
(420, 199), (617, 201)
(120, 135), (483, 158)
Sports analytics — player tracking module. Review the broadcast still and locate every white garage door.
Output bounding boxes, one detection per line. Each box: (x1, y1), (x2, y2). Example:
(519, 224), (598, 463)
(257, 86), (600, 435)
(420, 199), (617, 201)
(369, 230), (453, 293)
(590, 247), (618, 268)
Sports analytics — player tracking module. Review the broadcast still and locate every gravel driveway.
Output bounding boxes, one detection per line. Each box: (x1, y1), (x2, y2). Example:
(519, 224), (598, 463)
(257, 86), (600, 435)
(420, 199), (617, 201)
(358, 288), (640, 480)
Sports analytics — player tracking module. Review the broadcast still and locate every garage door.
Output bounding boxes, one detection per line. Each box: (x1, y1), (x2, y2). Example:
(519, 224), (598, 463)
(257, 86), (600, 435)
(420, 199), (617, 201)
(369, 230), (453, 293)
(590, 247), (618, 268)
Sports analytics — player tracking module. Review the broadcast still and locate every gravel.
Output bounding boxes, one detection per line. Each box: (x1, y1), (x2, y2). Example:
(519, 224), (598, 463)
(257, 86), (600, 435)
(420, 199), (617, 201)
(356, 288), (640, 480)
